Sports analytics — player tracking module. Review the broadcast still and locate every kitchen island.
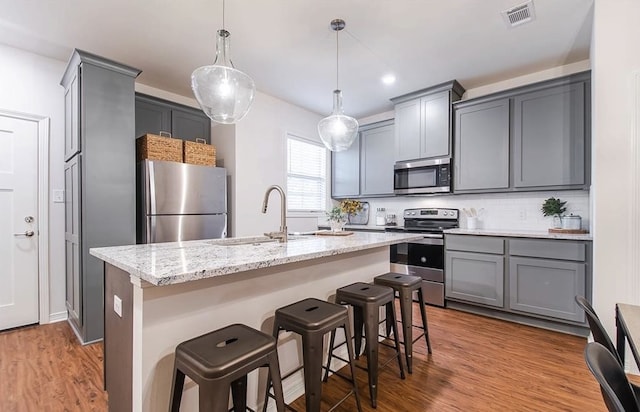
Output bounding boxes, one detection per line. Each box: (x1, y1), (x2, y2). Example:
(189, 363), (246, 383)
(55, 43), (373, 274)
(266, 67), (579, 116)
(90, 231), (422, 412)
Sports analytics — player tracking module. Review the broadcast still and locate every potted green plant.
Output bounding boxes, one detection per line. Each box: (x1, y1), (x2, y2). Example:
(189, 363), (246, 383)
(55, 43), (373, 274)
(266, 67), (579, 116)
(541, 197), (567, 228)
(326, 206), (346, 232)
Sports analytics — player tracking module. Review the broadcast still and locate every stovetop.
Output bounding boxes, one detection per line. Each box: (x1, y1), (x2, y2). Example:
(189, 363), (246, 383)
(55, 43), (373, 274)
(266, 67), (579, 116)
(385, 208), (460, 234)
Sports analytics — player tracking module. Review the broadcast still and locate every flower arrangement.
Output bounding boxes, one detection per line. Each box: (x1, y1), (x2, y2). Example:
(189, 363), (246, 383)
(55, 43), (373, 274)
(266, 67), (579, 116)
(326, 206), (346, 223)
(340, 199), (363, 216)
(325, 199), (363, 231)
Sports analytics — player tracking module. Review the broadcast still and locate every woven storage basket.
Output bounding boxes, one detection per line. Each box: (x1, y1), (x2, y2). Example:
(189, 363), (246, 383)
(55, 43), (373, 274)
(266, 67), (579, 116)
(184, 138), (216, 166)
(136, 132), (183, 163)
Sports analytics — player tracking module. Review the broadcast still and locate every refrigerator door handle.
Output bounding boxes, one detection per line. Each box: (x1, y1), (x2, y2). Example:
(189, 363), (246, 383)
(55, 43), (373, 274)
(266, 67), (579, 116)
(148, 215), (156, 243)
(148, 161), (156, 215)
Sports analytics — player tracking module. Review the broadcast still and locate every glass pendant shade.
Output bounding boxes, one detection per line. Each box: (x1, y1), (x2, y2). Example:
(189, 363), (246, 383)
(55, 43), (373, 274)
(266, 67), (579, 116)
(191, 29), (256, 124)
(318, 90), (359, 152)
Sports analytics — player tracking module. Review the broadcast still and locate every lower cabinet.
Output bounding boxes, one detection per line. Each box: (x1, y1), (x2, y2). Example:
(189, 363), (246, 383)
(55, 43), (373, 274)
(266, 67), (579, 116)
(509, 257), (586, 322)
(446, 251), (504, 308)
(445, 234), (591, 330)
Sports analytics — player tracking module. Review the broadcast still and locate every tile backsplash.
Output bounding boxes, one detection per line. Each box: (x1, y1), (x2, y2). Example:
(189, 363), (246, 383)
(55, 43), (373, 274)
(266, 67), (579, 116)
(325, 190), (591, 231)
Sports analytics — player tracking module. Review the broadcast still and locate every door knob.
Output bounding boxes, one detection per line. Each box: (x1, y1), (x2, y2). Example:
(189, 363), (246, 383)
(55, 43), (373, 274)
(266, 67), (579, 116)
(14, 230), (35, 237)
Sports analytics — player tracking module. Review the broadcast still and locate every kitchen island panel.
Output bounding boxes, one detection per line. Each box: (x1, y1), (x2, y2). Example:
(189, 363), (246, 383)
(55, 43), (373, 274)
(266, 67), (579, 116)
(126, 246), (389, 411)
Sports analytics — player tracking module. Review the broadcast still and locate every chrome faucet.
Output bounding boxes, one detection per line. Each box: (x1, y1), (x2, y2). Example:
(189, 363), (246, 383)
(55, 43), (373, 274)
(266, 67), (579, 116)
(262, 185), (288, 243)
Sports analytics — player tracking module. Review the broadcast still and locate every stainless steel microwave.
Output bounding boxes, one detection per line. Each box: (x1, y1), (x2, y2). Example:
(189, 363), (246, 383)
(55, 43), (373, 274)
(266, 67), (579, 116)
(394, 157), (451, 195)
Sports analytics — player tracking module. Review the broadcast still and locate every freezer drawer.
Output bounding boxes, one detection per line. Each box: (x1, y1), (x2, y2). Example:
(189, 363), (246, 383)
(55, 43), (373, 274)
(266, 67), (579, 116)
(145, 214), (227, 243)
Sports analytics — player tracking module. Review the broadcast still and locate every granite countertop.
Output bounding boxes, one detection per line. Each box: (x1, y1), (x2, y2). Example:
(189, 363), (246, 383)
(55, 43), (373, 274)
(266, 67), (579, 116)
(444, 228), (593, 241)
(90, 232), (423, 286)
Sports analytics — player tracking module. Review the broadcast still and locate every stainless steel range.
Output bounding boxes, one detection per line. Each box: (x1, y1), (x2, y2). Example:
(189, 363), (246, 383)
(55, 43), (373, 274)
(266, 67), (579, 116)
(386, 208), (459, 307)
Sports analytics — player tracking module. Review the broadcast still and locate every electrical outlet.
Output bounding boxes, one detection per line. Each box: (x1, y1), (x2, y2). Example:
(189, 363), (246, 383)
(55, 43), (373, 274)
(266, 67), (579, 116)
(519, 210), (527, 220)
(114, 295), (122, 317)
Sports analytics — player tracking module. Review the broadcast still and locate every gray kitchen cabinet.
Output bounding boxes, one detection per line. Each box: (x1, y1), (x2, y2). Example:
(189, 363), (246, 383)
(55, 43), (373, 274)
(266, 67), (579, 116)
(61, 49), (140, 343)
(454, 98), (510, 191)
(360, 121), (395, 196)
(135, 97), (170, 137)
(331, 120), (395, 198)
(63, 68), (80, 161)
(393, 99), (421, 161)
(444, 233), (591, 334)
(513, 82), (586, 188)
(421, 91), (450, 158)
(445, 251), (505, 308)
(391, 81), (464, 162)
(453, 71), (590, 194)
(331, 134), (360, 198)
(64, 154), (81, 327)
(509, 257), (586, 323)
(135, 94), (211, 144)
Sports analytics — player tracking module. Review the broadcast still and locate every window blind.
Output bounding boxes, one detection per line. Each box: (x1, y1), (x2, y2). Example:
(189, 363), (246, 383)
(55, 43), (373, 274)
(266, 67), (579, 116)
(287, 135), (327, 212)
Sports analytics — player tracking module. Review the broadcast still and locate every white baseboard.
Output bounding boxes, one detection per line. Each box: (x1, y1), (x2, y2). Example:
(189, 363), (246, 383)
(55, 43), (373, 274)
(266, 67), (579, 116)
(48, 311), (68, 324)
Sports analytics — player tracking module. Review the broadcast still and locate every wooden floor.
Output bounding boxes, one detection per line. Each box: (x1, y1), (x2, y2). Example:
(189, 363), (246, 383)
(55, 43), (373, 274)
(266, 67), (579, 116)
(0, 306), (611, 411)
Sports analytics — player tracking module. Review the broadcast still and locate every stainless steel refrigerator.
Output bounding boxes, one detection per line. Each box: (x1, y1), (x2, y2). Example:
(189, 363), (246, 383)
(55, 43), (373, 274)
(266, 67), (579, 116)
(137, 160), (227, 243)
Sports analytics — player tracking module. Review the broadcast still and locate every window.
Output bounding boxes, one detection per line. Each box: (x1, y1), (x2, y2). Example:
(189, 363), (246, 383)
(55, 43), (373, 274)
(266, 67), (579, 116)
(287, 133), (327, 213)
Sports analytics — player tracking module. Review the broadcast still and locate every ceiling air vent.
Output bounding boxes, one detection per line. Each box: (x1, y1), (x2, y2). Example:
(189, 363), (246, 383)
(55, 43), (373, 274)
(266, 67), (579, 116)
(501, 0), (536, 28)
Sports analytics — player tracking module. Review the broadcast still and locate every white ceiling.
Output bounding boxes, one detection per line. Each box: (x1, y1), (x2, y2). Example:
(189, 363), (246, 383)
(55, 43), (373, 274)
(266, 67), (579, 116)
(0, 0), (593, 118)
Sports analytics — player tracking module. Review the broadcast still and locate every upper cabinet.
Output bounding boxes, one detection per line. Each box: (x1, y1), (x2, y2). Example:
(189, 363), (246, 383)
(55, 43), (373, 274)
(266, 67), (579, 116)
(453, 71), (591, 194)
(454, 99), (510, 191)
(135, 94), (211, 144)
(360, 122), (395, 196)
(331, 134), (360, 198)
(331, 120), (395, 199)
(63, 67), (80, 161)
(512, 83), (586, 188)
(391, 80), (465, 162)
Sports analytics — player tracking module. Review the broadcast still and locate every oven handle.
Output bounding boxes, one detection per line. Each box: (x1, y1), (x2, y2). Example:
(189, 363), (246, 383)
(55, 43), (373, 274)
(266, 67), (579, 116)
(410, 237), (444, 246)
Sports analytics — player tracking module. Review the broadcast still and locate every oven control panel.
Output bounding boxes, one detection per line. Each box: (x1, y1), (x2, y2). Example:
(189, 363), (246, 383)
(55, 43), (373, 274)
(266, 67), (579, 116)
(403, 208), (458, 219)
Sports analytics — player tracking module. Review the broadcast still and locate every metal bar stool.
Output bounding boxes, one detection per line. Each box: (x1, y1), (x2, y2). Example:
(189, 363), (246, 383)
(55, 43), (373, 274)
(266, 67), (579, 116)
(374, 272), (432, 373)
(328, 282), (405, 408)
(262, 298), (362, 412)
(170, 323), (285, 412)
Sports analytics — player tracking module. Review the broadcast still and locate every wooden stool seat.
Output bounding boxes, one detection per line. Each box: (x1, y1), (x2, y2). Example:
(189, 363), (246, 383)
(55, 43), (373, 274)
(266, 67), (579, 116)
(374, 272), (432, 373)
(170, 323), (285, 412)
(331, 282), (405, 408)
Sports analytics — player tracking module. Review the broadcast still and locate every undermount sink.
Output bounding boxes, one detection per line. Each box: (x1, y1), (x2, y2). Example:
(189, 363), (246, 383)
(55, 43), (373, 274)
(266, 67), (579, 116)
(207, 235), (312, 247)
(209, 237), (279, 246)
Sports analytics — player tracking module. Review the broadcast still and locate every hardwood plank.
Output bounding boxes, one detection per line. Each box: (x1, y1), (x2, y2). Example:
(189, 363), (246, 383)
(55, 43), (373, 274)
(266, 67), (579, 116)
(0, 306), (620, 411)
(0, 322), (107, 411)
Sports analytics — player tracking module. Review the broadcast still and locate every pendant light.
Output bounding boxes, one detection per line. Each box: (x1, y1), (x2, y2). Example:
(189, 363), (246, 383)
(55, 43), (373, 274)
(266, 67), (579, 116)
(318, 19), (359, 152)
(191, 0), (256, 124)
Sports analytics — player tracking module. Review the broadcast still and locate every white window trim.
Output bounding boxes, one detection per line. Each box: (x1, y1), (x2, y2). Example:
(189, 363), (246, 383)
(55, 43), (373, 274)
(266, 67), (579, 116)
(285, 132), (330, 217)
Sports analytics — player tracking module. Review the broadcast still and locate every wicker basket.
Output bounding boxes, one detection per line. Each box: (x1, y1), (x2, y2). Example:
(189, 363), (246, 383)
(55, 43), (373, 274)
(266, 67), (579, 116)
(136, 132), (183, 163)
(184, 138), (216, 166)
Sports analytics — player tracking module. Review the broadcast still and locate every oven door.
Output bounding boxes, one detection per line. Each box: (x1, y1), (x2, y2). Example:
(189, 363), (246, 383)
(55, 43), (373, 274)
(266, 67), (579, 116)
(390, 236), (445, 307)
(394, 158), (450, 195)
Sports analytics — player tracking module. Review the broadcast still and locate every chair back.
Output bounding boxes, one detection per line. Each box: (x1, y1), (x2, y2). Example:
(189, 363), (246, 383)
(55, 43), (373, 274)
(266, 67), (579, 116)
(575, 295), (624, 365)
(585, 342), (640, 412)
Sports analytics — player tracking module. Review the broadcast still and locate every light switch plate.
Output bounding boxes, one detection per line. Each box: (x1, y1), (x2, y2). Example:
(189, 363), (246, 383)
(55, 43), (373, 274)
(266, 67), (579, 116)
(53, 190), (64, 203)
(114, 295), (122, 317)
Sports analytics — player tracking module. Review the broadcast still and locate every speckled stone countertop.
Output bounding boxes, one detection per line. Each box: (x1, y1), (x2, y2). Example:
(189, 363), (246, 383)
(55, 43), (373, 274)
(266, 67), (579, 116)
(444, 228), (593, 241)
(90, 232), (422, 286)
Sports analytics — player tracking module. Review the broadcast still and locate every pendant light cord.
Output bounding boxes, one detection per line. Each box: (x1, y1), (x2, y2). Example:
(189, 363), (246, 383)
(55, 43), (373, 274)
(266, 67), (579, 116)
(222, 0), (225, 29)
(335, 27), (339, 90)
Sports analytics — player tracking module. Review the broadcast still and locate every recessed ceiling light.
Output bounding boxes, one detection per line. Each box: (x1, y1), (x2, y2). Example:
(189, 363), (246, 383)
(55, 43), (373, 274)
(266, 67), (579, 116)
(381, 74), (396, 85)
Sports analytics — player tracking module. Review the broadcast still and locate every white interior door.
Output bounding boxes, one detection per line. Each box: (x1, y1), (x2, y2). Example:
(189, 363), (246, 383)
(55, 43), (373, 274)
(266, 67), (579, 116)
(0, 115), (39, 330)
